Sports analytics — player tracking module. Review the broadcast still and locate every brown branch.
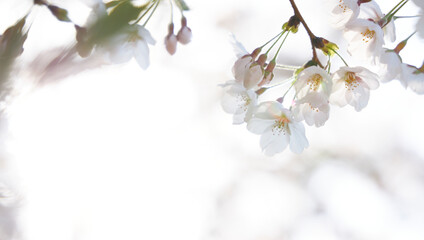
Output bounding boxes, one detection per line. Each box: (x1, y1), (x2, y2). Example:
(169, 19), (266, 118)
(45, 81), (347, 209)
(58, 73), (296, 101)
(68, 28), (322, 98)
(288, 0), (323, 67)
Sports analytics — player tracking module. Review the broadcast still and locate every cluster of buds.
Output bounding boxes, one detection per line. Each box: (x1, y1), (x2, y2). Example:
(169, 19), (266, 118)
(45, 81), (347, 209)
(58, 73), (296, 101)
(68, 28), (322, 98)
(222, 0), (424, 156)
(164, 17), (192, 55)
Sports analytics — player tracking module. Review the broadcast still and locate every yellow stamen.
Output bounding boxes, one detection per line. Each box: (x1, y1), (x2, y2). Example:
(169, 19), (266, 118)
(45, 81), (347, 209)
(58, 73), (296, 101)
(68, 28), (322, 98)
(344, 72), (360, 90)
(307, 74), (323, 91)
(360, 29), (375, 43)
(338, 0), (349, 13)
(272, 115), (290, 135)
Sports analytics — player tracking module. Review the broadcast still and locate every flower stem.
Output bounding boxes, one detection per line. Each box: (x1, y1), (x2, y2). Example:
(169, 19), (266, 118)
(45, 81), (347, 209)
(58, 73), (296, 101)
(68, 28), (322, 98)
(169, 0), (173, 23)
(281, 80), (295, 99)
(386, 0), (407, 17)
(265, 31), (285, 55)
(272, 31), (290, 61)
(326, 56), (331, 73)
(384, 0), (409, 26)
(275, 64), (300, 71)
(260, 31), (285, 49)
(389, 0), (409, 18)
(134, 0), (158, 24)
(328, 46), (349, 67)
(142, 0), (160, 27)
(393, 15), (420, 20)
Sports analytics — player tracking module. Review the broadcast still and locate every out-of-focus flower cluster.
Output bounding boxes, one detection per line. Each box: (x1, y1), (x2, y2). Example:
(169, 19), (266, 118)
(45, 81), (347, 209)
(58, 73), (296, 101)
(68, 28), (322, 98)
(221, 0), (424, 156)
(0, 0), (192, 99)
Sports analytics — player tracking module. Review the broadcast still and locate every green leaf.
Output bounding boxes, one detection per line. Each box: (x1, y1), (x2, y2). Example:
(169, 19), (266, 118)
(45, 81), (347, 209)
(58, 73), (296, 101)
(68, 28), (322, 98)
(47, 5), (71, 22)
(174, 0), (190, 11)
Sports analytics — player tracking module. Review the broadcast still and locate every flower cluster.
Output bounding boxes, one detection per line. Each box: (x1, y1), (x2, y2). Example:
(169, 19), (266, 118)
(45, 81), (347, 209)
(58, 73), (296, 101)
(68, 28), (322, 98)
(75, 0), (193, 68)
(222, 0), (423, 156)
(332, 0), (424, 93)
(27, 0), (193, 71)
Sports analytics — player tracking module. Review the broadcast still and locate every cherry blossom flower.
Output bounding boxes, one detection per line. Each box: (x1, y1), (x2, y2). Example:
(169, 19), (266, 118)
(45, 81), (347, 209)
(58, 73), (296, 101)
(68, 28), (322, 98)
(294, 66), (333, 98)
(360, 1), (396, 42)
(221, 81), (258, 124)
(326, 0), (360, 29)
(402, 64), (424, 94)
(232, 49), (263, 90)
(344, 19), (384, 61)
(293, 92), (330, 127)
(106, 25), (156, 69)
(330, 66), (379, 111)
(247, 101), (309, 155)
(378, 49), (404, 85)
(292, 66), (332, 127)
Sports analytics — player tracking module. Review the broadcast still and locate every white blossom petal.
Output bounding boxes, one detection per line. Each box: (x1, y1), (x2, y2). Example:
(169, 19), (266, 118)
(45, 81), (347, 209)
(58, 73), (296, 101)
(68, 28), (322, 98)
(416, 13), (424, 39)
(134, 40), (150, 69)
(246, 102), (308, 155)
(402, 65), (424, 94)
(247, 118), (275, 134)
(378, 49), (403, 84)
(326, 0), (359, 28)
(221, 82), (258, 124)
(260, 126), (290, 156)
(330, 66), (377, 111)
(288, 122), (309, 154)
(229, 33), (249, 58)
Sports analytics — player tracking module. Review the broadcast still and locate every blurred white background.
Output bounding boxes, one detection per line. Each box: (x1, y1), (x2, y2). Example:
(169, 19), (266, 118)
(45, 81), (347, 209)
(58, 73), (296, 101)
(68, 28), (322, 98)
(1, 0), (424, 239)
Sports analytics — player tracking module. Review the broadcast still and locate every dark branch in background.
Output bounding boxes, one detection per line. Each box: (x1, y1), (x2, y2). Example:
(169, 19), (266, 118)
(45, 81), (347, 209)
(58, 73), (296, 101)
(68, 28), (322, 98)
(288, 0), (323, 68)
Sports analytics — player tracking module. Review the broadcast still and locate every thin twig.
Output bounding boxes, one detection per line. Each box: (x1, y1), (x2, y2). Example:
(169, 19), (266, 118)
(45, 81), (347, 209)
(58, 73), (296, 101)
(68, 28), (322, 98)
(288, 0), (323, 67)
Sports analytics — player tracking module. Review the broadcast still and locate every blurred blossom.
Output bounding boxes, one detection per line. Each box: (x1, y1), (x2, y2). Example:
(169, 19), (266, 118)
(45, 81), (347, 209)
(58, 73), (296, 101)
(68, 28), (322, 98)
(0, 182), (19, 240)
(105, 25), (156, 69)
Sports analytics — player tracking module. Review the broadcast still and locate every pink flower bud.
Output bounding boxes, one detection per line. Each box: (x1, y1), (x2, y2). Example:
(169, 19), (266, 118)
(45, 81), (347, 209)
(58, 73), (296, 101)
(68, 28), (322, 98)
(177, 17), (192, 44)
(165, 23), (177, 55)
(165, 34), (177, 55)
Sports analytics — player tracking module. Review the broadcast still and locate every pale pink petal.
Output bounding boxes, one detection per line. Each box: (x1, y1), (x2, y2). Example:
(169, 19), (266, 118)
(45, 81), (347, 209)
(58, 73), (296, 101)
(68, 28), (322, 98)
(177, 26), (192, 44)
(165, 34), (177, 55)
(244, 64), (263, 89)
(232, 56), (252, 83)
